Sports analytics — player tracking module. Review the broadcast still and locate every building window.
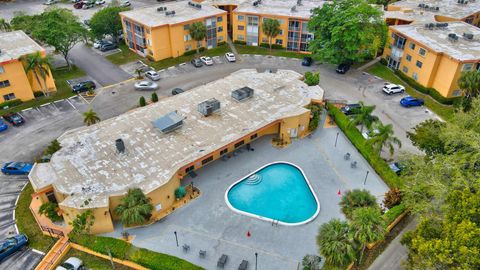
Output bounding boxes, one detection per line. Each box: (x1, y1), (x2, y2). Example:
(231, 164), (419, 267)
(237, 35), (244, 41)
(406, 54), (412, 61)
(402, 66), (408, 73)
(409, 42), (416, 50)
(238, 15), (244, 21)
(419, 48), (426, 56)
(262, 37), (268, 43)
(220, 148), (228, 156)
(279, 30), (283, 35)
(185, 44), (192, 51)
(238, 25), (244, 31)
(184, 24), (190, 30)
(0, 80), (10, 88)
(250, 133), (258, 140)
(412, 72), (418, 80)
(184, 34), (191, 41)
(3, 93), (15, 101)
(217, 16), (223, 22)
(416, 60), (423, 68)
(234, 140), (244, 148)
(218, 26), (223, 32)
(202, 156), (213, 165)
(275, 39), (283, 45)
(452, 90), (462, 97)
(185, 165), (194, 173)
(463, 63), (473, 71)
(0, 66), (4, 74)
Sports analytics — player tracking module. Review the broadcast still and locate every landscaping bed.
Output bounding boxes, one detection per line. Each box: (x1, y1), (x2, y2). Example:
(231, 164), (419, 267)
(63, 248), (134, 270)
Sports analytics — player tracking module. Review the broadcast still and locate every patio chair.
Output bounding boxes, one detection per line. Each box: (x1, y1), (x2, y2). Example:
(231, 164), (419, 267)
(199, 250), (206, 258)
(351, 161), (357, 168)
(238, 260), (249, 270)
(217, 254), (228, 268)
(344, 152), (351, 160)
(182, 244), (190, 253)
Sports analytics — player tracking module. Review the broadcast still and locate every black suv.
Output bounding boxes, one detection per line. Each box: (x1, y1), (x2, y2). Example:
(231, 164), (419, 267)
(72, 81), (96, 93)
(340, 103), (361, 115)
(301, 56), (313, 66)
(3, 113), (25, 126)
(336, 63), (351, 74)
(191, 58), (202, 68)
(100, 42), (118, 52)
(171, 88), (185, 95)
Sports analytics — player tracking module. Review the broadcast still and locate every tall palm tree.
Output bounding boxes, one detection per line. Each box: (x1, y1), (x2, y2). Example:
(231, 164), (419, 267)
(0, 18), (11, 32)
(350, 207), (386, 264)
(83, 109), (100, 126)
(262, 18), (281, 52)
(339, 189), (378, 219)
(317, 219), (358, 269)
(347, 102), (378, 133)
(458, 71), (480, 111)
(368, 122), (401, 156)
(189, 22), (207, 54)
(20, 52), (53, 97)
(115, 188), (153, 226)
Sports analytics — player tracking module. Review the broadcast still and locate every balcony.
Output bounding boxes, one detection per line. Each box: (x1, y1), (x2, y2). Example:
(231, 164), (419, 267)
(390, 46), (404, 62)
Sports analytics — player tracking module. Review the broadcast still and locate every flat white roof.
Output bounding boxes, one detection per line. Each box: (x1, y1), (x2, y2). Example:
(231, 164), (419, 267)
(392, 21), (480, 61)
(389, 0), (480, 20)
(383, 10), (436, 24)
(235, 0), (325, 20)
(120, 1), (226, 27)
(29, 69), (324, 209)
(0, 31), (45, 63)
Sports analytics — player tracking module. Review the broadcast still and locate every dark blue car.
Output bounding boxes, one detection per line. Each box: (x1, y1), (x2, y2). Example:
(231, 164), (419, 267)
(400, 96), (424, 107)
(0, 234), (28, 262)
(0, 120), (7, 132)
(1, 162), (33, 175)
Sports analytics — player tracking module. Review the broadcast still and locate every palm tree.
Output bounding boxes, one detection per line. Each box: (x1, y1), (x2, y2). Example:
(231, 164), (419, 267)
(20, 52), (53, 97)
(347, 102), (378, 133)
(340, 189), (378, 219)
(317, 219), (358, 269)
(115, 188), (153, 226)
(0, 18), (11, 32)
(189, 22), (207, 54)
(458, 71), (480, 111)
(368, 122), (401, 156)
(262, 18), (281, 52)
(350, 207), (386, 264)
(83, 109), (100, 126)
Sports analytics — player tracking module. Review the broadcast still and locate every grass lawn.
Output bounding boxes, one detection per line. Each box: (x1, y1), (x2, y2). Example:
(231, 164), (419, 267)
(0, 66), (86, 116)
(367, 63), (454, 121)
(235, 45), (306, 59)
(63, 248), (133, 270)
(15, 183), (55, 252)
(105, 43), (143, 66)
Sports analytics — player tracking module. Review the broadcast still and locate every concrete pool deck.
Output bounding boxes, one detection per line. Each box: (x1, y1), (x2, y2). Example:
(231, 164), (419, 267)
(102, 114), (389, 270)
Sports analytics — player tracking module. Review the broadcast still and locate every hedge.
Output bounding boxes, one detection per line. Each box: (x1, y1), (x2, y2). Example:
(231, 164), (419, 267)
(260, 43), (284, 50)
(183, 50), (196, 56)
(383, 203), (406, 225)
(69, 234), (202, 270)
(327, 104), (402, 188)
(233, 40), (246, 45)
(217, 41), (226, 46)
(0, 99), (22, 109)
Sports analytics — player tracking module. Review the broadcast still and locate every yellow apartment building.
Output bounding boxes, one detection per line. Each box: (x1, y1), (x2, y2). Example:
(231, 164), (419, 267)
(0, 31), (56, 104)
(119, 1), (228, 61)
(383, 21), (480, 97)
(28, 69), (324, 234)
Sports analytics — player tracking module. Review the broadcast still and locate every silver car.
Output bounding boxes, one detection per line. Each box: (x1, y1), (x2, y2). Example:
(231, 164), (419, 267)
(134, 81), (159, 91)
(145, 70), (161, 81)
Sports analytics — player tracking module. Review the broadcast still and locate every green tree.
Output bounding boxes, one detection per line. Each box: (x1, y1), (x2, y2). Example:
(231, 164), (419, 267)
(0, 18), (11, 32)
(368, 122), (401, 156)
(302, 254), (322, 270)
(317, 219), (357, 269)
(406, 119), (446, 156)
(38, 202), (62, 222)
(189, 22), (207, 54)
(83, 109), (100, 126)
(151, 92), (158, 103)
(347, 102), (378, 133)
(262, 18), (281, 52)
(458, 70), (480, 111)
(139, 96), (146, 107)
(45, 139), (61, 155)
(10, 13), (39, 33)
(89, 6), (129, 42)
(308, 0), (387, 64)
(115, 188), (153, 226)
(20, 51), (53, 97)
(339, 189), (378, 219)
(350, 207), (386, 264)
(304, 72), (320, 86)
(70, 210), (95, 235)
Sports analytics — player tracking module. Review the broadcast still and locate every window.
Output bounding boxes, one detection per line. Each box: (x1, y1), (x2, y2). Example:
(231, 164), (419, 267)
(279, 30), (283, 35)
(184, 24), (190, 30)
(237, 35), (244, 41)
(0, 66), (4, 74)
(275, 39), (283, 45)
(250, 133), (258, 140)
(184, 34), (191, 42)
(278, 19), (284, 25)
(412, 72), (418, 80)
(185, 165), (194, 173)
(217, 16), (223, 22)
(238, 25), (244, 31)
(220, 148), (228, 156)
(419, 48), (426, 56)
(202, 156), (213, 165)
(409, 42), (416, 50)
(146, 39), (150, 45)
(234, 140), (244, 148)
(406, 54), (412, 61)
(402, 66), (409, 73)
(452, 90), (462, 97)
(218, 26), (223, 32)
(3, 93), (15, 101)
(238, 15), (245, 21)
(416, 60), (423, 68)
(185, 44), (192, 51)
(0, 80), (10, 88)
(463, 63), (473, 71)
(262, 37), (268, 43)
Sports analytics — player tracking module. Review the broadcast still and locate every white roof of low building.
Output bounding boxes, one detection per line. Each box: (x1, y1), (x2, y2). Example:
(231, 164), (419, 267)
(0, 31), (45, 63)
(120, 1), (226, 27)
(383, 10), (436, 24)
(388, 0), (480, 20)
(29, 69), (324, 209)
(234, 0), (325, 20)
(392, 21), (480, 61)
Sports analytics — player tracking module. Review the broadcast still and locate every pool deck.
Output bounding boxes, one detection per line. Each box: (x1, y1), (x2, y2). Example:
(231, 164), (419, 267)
(102, 113), (389, 270)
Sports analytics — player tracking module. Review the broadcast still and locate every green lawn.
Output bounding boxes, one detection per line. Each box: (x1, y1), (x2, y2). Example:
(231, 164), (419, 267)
(105, 43), (143, 66)
(63, 248), (133, 270)
(15, 183), (55, 252)
(367, 63), (454, 121)
(0, 66), (86, 116)
(235, 45), (306, 59)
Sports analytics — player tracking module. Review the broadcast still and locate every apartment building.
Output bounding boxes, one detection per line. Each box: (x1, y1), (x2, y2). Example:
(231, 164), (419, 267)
(120, 1), (228, 61)
(0, 31), (56, 103)
(383, 21), (480, 97)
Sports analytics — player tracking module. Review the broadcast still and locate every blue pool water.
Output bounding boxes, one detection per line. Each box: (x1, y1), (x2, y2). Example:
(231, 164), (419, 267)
(226, 162), (319, 225)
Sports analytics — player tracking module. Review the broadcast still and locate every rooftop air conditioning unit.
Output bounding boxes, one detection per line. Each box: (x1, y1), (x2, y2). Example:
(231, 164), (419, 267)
(157, 6), (167, 11)
(115, 139), (125, 154)
(232, 87), (254, 102)
(195, 3), (202, 9)
(291, 5), (297, 12)
(463, 32), (474, 40)
(448, 33), (459, 42)
(198, 98), (221, 116)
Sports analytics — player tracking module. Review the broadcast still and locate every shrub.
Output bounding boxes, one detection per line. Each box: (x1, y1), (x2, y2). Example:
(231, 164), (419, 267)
(45, 139), (61, 155)
(0, 99), (22, 109)
(69, 234), (131, 259)
(139, 96), (146, 107)
(151, 92), (158, 103)
(38, 202), (62, 222)
(233, 40), (246, 45)
(383, 203), (407, 225)
(217, 41), (226, 46)
(259, 43), (283, 50)
(302, 254), (322, 270)
(34, 91), (44, 98)
(379, 58), (388, 66)
(383, 188), (402, 209)
(175, 186), (186, 199)
(304, 71), (320, 86)
(198, 47), (206, 52)
(306, 104), (322, 131)
(340, 189), (378, 219)
(183, 50), (196, 56)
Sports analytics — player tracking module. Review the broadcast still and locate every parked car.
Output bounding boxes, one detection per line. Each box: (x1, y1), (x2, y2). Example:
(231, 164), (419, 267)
(362, 128), (379, 139)
(71, 0), (82, 3)
(191, 58), (202, 68)
(95, 0), (105, 4)
(0, 234), (28, 262)
(340, 103), (361, 115)
(3, 113), (25, 126)
(382, 83), (405, 95)
(225, 52), (236, 62)
(55, 257), (84, 270)
(120, 0), (131, 7)
(72, 80), (96, 93)
(43, 0), (58, 5)
(145, 70), (161, 81)
(200, 56), (213, 66)
(400, 96), (424, 107)
(1, 162), (33, 175)
(93, 39), (109, 49)
(335, 63), (350, 74)
(134, 81), (159, 91)
(301, 56), (313, 66)
(171, 88), (184, 95)
(100, 42), (118, 52)
(73, 2), (84, 9)
(0, 120), (8, 133)
(82, 2), (94, 9)
(389, 162), (404, 175)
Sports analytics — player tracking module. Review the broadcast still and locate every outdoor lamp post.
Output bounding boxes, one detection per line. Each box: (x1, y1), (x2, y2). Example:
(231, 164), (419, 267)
(334, 132), (339, 147)
(255, 252), (258, 270)
(364, 170), (370, 185)
(174, 231), (178, 247)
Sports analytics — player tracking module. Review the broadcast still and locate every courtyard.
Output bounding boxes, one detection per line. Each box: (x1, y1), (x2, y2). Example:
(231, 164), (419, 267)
(103, 114), (389, 270)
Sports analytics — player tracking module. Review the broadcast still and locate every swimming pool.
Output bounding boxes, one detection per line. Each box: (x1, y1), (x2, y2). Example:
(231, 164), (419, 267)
(225, 162), (320, 226)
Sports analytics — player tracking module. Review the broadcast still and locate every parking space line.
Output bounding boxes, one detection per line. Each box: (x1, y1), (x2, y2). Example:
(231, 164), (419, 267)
(39, 103), (50, 107)
(65, 98), (77, 110)
(179, 62), (187, 66)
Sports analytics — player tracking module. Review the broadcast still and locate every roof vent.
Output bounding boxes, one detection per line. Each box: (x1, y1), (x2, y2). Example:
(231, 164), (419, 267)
(188, 1), (202, 9)
(297, 0), (302, 6)
(115, 139), (125, 154)
(253, 0), (259, 6)
(435, 22), (448, 28)
(165, 10), (176, 16)
(232, 87), (254, 102)
(291, 5), (297, 12)
(448, 33), (459, 42)
(463, 32), (474, 40)
(198, 98), (221, 117)
(152, 111), (185, 133)
(157, 6), (167, 11)
(457, 0), (468, 4)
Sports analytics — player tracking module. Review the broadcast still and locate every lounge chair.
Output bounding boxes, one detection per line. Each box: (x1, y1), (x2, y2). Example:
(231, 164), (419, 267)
(238, 260), (249, 270)
(182, 244), (190, 253)
(199, 250), (206, 258)
(217, 254), (228, 268)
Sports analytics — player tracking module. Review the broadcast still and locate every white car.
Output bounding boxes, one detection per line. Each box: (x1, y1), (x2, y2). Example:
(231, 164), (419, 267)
(382, 83), (405, 95)
(145, 70), (161, 81)
(362, 129), (379, 139)
(95, 0), (105, 4)
(43, 0), (58, 5)
(120, 0), (131, 7)
(225, 52), (236, 62)
(55, 257), (84, 270)
(200, 56), (213, 66)
(134, 81), (159, 91)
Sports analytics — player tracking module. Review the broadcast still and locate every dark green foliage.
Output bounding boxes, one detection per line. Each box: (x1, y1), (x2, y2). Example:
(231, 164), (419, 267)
(139, 96), (146, 107)
(34, 91), (44, 98)
(70, 209), (95, 235)
(379, 58), (388, 65)
(89, 6), (129, 41)
(304, 72), (320, 86)
(151, 92), (158, 103)
(217, 41), (226, 46)
(174, 187), (186, 199)
(302, 254), (322, 270)
(115, 188), (153, 226)
(233, 40), (247, 45)
(130, 248), (202, 270)
(340, 189), (378, 219)
(383, 203), (406, 225)
(0, 99), (23, 109)
(45, 139), (61, 155)
(38, 201), (62, 222)
(307, 104), (322, 131)
(382, 188), (402, 209)
(260, 43), (283, 50)
(317, 219), (357, 268)
(183, 50), (197, 56)
(407, 119), (446, 156)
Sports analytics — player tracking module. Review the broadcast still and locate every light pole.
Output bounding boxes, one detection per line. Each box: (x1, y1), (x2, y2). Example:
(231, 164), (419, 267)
(334, 132), (339, 147)
(363, 170), (370, 185)
(255, 252), (258, 270)
(174, 231), (178, 247)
